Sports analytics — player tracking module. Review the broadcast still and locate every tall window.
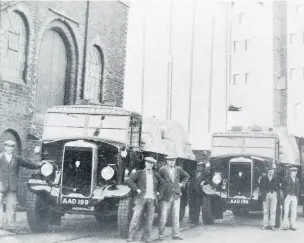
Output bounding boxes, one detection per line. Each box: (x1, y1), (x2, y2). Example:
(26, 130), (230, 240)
(233, 41), (242, 52)
(290, 34), (296, 45)
(245, 73), (251, 84)
(85, 45), (103, 102)
(290, 68), (296, 80)
(245, 39), (250, 51)
(239, 13), (245, 24)
(1, 11), (28, 82)
(233, 74), (240, 85)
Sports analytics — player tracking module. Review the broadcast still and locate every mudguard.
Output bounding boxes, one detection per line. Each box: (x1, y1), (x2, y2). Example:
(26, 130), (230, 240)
(92, 185), (131, 201)
(201, 182), (227, 198)
(27, 179), (60, 203)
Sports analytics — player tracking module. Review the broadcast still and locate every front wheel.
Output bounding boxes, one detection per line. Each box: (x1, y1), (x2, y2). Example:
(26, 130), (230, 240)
(202, 196), (214, 225)
(118, 197), (133, 238)
(26, 191), (51, 233)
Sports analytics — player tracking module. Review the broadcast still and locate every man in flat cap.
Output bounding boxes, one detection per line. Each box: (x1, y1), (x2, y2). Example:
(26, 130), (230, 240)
(0, 140), (44, 232)
(259, 163), (280, 231)
(125, 157), (164, 243)
(158, 154), (190, 241)
(188, 161), (209, 225)
(282, 166), (300, 231)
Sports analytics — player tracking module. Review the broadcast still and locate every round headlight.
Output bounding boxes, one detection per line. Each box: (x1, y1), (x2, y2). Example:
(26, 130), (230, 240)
(101, 165), (115, 180)
(121, 150), (127, 158)
(212, 173), (222, 184)
(34, 146), (41, 153)
(206, 162), (211, 168)
(41, 162), (54, 177)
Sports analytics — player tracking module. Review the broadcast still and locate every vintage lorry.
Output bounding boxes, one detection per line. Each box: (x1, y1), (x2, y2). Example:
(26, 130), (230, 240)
(26, 104), (143, 233)
(25, 104), (196, 237)
(199, 125), (301, 227)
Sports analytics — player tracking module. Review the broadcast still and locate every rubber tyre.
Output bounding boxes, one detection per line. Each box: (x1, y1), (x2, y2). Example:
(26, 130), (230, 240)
(202, 196), (214, 225)
(118, 197), (133, 238)
(95, 215), (117, 225)
(26, 191), (51, 233)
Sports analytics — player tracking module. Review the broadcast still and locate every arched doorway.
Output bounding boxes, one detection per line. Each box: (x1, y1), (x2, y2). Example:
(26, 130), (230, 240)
(35, 29), (68, 112)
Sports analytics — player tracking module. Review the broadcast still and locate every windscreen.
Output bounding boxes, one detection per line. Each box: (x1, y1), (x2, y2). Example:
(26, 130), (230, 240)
(43, 113), (130, 143)
(211, 135), (277, 160)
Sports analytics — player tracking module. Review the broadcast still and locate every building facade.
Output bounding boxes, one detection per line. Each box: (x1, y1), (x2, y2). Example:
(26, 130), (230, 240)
(124, 1), (289, 157)
(0, 0), (129, 205)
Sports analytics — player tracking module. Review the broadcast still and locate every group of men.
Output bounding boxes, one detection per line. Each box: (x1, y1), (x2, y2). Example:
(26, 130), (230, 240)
(260, 163), (300, 231)
(124, 154), (190, 242)
(0, 138), (301, 238)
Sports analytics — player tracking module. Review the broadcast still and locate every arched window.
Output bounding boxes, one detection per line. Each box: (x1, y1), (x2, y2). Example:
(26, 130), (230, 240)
(1, 11), (28, 82)
(85, 45), (103, 102)
(36, 29), (68, 112)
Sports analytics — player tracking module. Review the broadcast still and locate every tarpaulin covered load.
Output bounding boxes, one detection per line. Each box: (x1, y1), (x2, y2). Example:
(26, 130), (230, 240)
(274, 127), (300, 166)
(141, 117), (196, 160)
(140, 116), (166, 154)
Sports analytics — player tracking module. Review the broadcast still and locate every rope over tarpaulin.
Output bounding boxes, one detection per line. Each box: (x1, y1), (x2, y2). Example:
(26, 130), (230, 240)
(141, 117), (196, 160)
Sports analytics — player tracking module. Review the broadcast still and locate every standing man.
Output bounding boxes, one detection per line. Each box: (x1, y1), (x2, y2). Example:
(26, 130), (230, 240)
(125, 157), (164, 243)
(259, 163), (280, 231)
(158, 154), (190, 241)
(188, 161), (207, 225)
(282, 167), (299, 231)
(0, 140), (44, 232)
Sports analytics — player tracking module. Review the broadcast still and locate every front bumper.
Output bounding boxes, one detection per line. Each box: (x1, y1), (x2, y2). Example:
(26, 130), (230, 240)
(27, 179), (131, 206)
(202, 183), (261, 208)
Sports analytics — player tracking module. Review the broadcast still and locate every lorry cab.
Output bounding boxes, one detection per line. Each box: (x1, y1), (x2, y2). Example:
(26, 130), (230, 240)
(26, 104), (143, 233)
(200, 125), (301, 226)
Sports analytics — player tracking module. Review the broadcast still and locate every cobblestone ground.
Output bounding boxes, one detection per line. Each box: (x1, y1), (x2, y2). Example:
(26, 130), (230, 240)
(1, 207), (304, 243)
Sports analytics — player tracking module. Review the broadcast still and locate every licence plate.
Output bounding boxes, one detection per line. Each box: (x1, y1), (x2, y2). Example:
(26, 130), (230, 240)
(228, 198), (249, 204)
(61, 197), (90, 207)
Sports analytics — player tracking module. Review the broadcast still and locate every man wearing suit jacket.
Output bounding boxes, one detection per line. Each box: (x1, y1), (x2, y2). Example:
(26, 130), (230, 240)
(188, 161), (207, 225)
(158, 154), (190, 241)
(0, 140), (44, 231)
(259, 163), (280, 231)
(282, 167), (300, 231)
(125, 157), (164, 243)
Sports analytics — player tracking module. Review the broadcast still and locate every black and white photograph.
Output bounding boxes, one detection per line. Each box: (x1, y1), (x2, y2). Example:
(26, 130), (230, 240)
(0, 0), (304, 242)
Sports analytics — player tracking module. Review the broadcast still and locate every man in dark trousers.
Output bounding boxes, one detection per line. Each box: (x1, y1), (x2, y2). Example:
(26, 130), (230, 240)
(0, 140), (44, 232)
(158, 154), (190, 241)
(188, 161), (208, 225)
(282, 166), (300, 231)
(125, 157), (164, 243)
(259, 163), (280, 231)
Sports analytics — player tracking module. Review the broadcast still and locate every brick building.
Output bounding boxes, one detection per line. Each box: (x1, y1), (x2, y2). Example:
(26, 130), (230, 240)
(0, 0), (129, 205)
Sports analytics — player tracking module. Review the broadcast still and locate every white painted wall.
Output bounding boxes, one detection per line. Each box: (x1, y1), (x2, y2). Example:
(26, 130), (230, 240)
(124, 0), (281, 150)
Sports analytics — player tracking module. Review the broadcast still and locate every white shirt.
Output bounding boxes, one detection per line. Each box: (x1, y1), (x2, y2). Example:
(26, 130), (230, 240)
(168, 167), (175, 182)
(144, 170), (154, 199)
(268, 174), (273, 181)
(4, 153), (12, 163)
